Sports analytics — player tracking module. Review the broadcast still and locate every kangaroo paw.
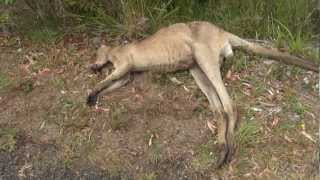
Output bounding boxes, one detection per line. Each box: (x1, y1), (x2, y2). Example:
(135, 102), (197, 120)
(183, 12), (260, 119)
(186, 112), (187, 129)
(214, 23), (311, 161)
(215, 143), (229, 168)
(90, 64), (103, 73)
(87, 94), (98, 106)
(225, 143), (236, 164)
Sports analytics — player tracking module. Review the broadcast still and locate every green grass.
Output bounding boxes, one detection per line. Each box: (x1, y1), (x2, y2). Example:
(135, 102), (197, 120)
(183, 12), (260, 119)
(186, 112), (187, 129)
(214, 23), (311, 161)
(231, 52), (249, 72)
(19, 78), (34, 94)
(44, 96), (91, 131)
(241, 76), (266, 97)
(0, 127), (18, 152)
(151, 73), (172, 87)
(283, 87), (311, 118)
(0, 11), (10, 24)
(236, 120), (261, 147)
(277, 120), (297, 131)
(6, 0), (318, 52)
(0, 72), (12, 93)
(51, 78), (66, 89)
(109, 103), (129, 131)
(191, 140), (215, 172)
(26, 28), (59, 43)
(140, 172), (157, 180)
(60, 131), (95, 168)
(148, 143), (162, 165)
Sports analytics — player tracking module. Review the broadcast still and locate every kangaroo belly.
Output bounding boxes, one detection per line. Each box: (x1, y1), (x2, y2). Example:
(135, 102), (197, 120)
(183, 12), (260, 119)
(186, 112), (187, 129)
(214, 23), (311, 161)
(132, 40), (194, 72)
(151, 58), (194, 72)
(133, 56), (194, 72)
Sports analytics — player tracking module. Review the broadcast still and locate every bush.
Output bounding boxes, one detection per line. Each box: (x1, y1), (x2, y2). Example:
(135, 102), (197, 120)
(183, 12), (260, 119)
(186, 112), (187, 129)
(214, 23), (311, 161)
(2, 0), (319, 46)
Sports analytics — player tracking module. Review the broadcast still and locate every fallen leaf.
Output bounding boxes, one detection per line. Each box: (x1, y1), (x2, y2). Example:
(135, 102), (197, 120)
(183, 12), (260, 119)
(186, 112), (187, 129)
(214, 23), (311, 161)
(18, 163), (32, 178)
(39, 121), (46, 130)
(284, 135), (293, 143)
(301, 131), (316, 143)
(170, 77), (183, 85)
(38, 68), (51, 76)
(148, 134), (155, 147)
(207, 120), (217, 134)
(251, 107), (262, 112)
(303, 77), (310, 85)
(94, 105), (110, 112)
(19, 64), (31, 74)
(242, 89), (251, 96)
(259, 101), (276, 107)
(242, 82), (252, 89)
(55, 68), (64, 74)
(183, 85), (190, 92)
(226, 70), (240, 81)
(25, 55), (36, 65)
(306, 111), (315, 119)
(271, 117), (279, 127)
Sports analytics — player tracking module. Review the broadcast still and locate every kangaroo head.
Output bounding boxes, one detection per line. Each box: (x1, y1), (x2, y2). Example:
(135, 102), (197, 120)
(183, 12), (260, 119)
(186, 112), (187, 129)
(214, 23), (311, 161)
(90, 45), (112, 72)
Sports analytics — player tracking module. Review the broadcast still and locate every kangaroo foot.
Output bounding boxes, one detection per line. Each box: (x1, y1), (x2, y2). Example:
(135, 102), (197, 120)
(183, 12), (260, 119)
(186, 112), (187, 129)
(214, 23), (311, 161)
(215, 143), (229, 168)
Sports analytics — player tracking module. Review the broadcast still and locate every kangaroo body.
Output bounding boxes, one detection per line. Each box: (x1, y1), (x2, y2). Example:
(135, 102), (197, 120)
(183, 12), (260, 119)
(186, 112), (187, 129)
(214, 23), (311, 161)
(87, 21), (319, 167)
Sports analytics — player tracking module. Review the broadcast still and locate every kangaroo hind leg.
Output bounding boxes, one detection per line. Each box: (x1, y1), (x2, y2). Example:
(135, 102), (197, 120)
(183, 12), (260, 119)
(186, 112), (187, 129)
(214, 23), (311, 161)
(192, 43), (238, 166)
(190, 65), (229, 168)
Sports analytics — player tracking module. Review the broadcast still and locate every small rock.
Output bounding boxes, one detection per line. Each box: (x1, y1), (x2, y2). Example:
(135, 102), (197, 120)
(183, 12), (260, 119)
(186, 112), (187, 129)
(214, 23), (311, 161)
(251, 107), (262, 112)
(263, 60), (274, 65)
(290, 114), (301, 122)
(303, 77), (310, 85)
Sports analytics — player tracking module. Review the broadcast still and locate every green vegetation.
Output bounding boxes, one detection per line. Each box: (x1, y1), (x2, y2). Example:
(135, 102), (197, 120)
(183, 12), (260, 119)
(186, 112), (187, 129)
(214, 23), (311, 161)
(60, 131), (95, 167)
(191, 140), (215, 172)
(0, 0), (16, 5)
(148, 143), (162, 165)
(236, 120), (261, 147)
(283, 87), (311, 118)
(20, 78), (34, 94)
(0, 72), (12, 93)
(140, 172), (157, 180)
(0, 1), (318, 179)
(242, 76), (266, 97)
(1, 0), (318, 55)
(0, 127), (18, 152)
(109, 103), (129, 131)
(230, 52), (248, 72)
(26, 28), (59, 43)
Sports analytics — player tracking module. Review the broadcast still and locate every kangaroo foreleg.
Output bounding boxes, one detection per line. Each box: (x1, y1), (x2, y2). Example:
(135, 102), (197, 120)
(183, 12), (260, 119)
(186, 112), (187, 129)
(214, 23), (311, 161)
(87, 63), (131, 106)
(99, 73), (132, 96)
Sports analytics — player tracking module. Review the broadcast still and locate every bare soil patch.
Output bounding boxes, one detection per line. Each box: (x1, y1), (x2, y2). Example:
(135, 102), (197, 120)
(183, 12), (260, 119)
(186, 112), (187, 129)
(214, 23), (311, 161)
(0, 35), (319, 179)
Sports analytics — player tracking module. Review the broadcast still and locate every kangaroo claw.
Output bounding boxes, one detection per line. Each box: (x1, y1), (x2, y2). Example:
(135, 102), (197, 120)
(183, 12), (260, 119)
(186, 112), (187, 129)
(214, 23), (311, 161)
(87, 94), (97, 106)
(90, 64), (103, 73)
(225, 144), (235, 165)
(216, 143), (229, 168)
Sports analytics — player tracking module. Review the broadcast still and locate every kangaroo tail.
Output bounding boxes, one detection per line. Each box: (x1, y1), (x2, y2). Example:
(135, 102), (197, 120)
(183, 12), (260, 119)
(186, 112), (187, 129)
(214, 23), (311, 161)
(228, 34), (319, 73)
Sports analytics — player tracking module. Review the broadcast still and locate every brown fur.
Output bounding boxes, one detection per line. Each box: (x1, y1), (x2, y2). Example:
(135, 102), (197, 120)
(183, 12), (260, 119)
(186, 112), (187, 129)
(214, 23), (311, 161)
(87, 21), (319, 167)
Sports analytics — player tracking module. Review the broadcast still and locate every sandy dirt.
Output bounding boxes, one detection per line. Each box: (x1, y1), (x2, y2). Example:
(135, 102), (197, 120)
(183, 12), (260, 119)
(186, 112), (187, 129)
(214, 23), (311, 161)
(0, 34), (319, 179)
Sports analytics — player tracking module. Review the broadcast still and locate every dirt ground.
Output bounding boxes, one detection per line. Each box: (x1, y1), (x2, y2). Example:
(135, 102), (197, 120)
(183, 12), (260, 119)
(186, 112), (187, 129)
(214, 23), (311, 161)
(0, 34), (319, 180)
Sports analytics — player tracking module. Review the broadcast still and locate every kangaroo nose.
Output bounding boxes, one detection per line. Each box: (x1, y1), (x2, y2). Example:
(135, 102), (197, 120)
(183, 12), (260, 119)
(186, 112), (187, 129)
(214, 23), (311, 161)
(90, 64), (100, 72)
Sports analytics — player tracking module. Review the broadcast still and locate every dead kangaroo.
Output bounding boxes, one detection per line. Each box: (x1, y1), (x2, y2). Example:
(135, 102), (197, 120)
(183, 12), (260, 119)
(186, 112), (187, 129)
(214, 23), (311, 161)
(87, 21), (319, 168)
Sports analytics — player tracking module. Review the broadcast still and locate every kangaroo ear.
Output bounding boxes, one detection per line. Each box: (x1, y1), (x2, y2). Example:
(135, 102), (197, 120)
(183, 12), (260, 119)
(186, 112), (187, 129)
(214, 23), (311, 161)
(119, 34), (131, 45)
(100, 32), (108, 46)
